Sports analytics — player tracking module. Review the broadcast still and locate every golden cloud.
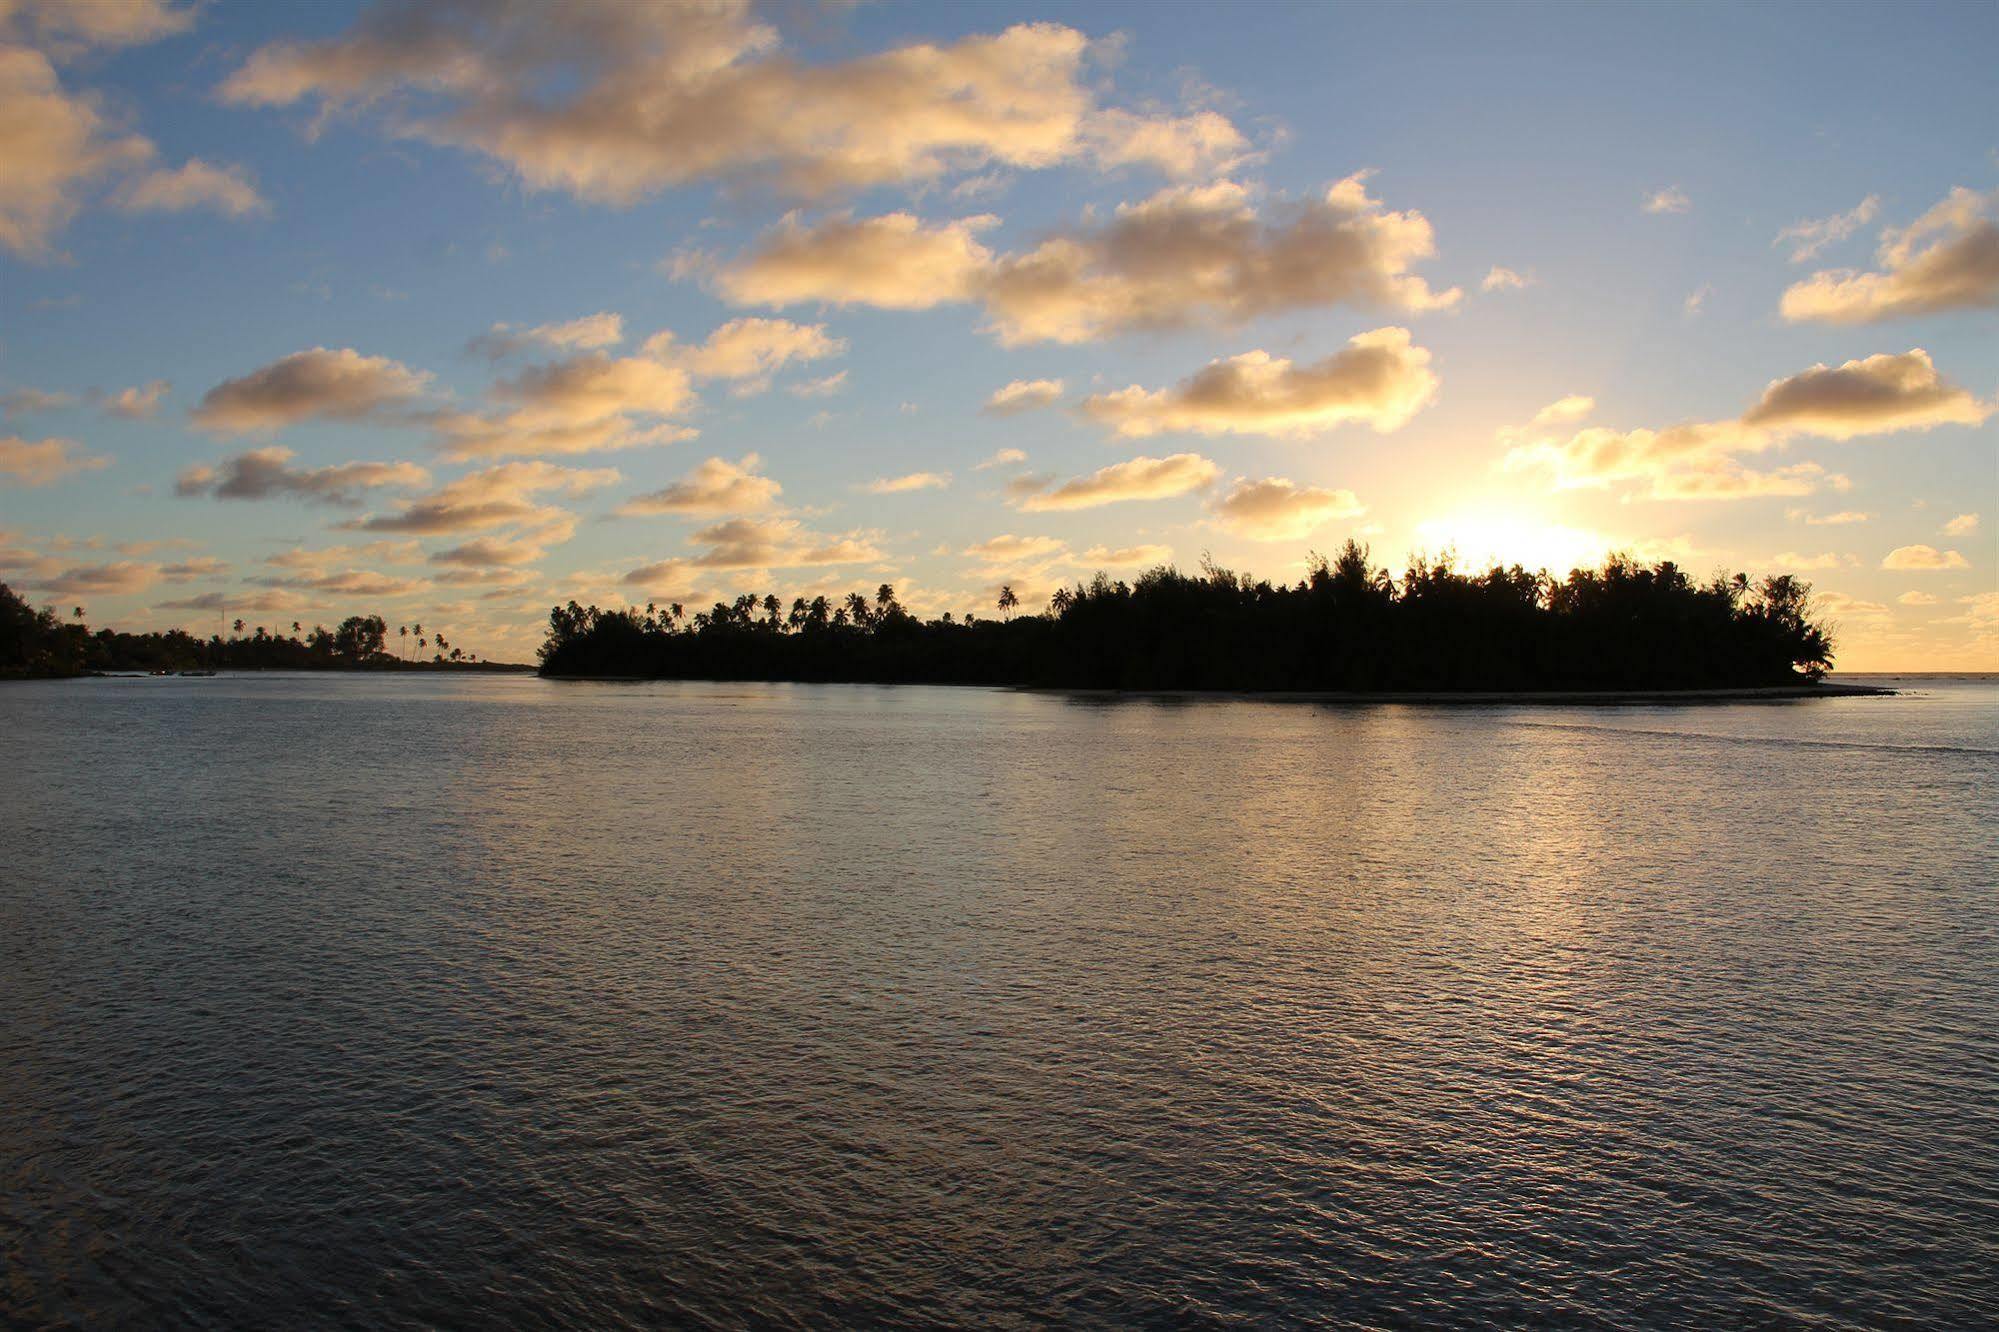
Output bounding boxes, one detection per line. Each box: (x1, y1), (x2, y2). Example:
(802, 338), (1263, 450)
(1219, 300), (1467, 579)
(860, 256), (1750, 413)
(1082, 328), (1436, 439)
(1012, 452), (1218, 512)
(175, 446), (428, 505)
(221, 3), (1243, 203)
(191, 348), (431, 434)
(1780, 187), (1999, 324)
(616, 454), (781, 516)
(715, 175), (1458, 344)
(0, 435), (109, 486)
(1209, 477), (1364, 540)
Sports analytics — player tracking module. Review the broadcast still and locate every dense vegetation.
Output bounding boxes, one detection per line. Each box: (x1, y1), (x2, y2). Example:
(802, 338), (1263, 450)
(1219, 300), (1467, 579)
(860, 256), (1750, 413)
(537, 543), (1836, 692)
(1, 583), (515, 678)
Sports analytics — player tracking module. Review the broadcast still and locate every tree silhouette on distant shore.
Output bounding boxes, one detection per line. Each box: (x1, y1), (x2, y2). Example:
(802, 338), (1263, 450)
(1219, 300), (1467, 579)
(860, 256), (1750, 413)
(536, 542), (1836, 692)
(0, 584), (516, 678)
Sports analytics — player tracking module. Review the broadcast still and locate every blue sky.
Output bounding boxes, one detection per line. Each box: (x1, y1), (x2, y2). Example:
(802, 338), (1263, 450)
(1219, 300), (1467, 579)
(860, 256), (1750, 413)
(2, 0), (1994, 666)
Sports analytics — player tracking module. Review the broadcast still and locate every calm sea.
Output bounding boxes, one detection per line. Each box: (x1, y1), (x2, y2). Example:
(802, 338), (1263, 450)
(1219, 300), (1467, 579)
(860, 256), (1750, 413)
(4, 674), (1995, 1328)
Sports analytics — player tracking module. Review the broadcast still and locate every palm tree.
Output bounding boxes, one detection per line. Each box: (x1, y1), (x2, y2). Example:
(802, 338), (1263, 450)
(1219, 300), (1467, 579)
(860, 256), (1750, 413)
(399, 625), (408, 661)
(292, 621), (302, 637)
(997, 585), (1018, 621)
(72, 606), (84, 621)
(233, 618), (245, 635)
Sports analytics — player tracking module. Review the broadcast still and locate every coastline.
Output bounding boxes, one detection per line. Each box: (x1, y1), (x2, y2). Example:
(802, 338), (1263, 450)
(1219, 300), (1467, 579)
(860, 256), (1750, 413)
(1032, 682), (1896, 705)
(539, 676), (1895, 702)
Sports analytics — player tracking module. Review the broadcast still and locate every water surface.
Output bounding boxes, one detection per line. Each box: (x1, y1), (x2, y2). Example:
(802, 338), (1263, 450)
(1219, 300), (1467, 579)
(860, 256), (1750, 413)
(4, 675), (1995, 1327)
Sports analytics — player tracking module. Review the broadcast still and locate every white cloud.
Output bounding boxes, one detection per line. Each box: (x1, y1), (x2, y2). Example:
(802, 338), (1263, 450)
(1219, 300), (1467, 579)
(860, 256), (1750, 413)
(471, 312), (625, 358)
(1643, 186), (1690, 214)
(1481, 266), (1531, 292)
(1943, 513), (1979, 536)
(975, 447), (1028, 470)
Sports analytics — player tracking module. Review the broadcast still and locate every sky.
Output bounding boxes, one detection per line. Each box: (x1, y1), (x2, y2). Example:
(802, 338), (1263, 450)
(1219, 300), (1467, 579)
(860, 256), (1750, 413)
(1, 0), (1994, 668)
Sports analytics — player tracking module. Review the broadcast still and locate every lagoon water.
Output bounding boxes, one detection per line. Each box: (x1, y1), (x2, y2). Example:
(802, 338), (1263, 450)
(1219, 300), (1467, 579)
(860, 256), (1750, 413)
(3, 674), (1996, 1327)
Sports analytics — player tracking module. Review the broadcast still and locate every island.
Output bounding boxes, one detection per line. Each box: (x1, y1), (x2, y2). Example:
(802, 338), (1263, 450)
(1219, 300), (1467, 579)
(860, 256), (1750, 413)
(537, 543), (1869, 696)
(1, 584), (530, 678)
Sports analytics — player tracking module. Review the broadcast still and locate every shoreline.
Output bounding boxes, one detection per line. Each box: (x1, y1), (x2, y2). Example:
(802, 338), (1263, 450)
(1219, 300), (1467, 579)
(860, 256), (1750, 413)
(1033, 682), (1896, 705)
(539, 676), (1896, 703)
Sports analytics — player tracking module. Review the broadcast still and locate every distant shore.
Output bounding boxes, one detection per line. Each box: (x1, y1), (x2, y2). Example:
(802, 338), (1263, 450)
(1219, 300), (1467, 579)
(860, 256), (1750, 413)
(1036, 682), (1896, 705)
(541, 677), (1894, 703)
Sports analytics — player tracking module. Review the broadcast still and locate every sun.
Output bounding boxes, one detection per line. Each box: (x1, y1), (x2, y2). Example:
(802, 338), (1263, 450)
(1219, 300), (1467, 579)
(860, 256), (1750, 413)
(1411, 507), (1621, 576)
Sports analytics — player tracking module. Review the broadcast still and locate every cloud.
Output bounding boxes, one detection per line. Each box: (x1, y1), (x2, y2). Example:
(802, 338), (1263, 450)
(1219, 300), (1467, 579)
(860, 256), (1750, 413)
(1012, 452), (1218, 511)
(38, 560), (160, 596)
(256, 568), (430, 598)
(1683, 284), (1712, 318)
(787, 370), (847, 398)
(1505, 348), (1988, 499)
(0, 435), (109, 486)
(428, 519), (574, 571)
(1531, 395), (1595, 427)
(963, 533), (1070, 579)
(1481, 266), (1532, 292)
(97, 379), (168, 418)
(714, 175), (1459, 344)
(159, 556), (229, 581)
(175, 446), (429, 505)
(1767, 551), (1853, 571)
(113, 159), (269, 218)
(1790, 509), (1870, 525)
(1209, 476), (1364, 540)
(1943, 512), (1979, 536)
(1643, 186), (1690, 214)
(861, 471), (949, 494)
(1738, 348), (1991, 439)
(0, 45), (152, 258)
(1815, 592), (1889, 621)
(1780, 187), (1999, 323)
(644, 317), (844, 385)
(983, 378), (1065, 415)
(471, 312), (624, 357)
(1881, 544), (1969, 571)
(616, 454), (781, 516)
(346, 461), (617, 534)
(1, 387), (76, 419)
(1898, 590), (1939, 607)
(623, 515), (885, 588)
(431, 352), (693, 459)
(220, 4), (1243, 204)
(710, 211), (998, 309)
(1775, 195), (1880, 263)
(192, 348), (432, 434)
(1081, 328), (1436, 439)
(437, 318), (839, 459)
(1080, 543), (1171, 567)
(2, 0), (194, 55)
(976, 447), (1028, 470)
(267, 540), (422, 570)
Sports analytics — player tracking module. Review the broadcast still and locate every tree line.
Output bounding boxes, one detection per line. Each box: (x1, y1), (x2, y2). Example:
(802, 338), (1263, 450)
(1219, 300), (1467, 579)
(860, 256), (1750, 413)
(1, 583), (510, 678)
(536, 542), (1836, 692)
